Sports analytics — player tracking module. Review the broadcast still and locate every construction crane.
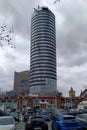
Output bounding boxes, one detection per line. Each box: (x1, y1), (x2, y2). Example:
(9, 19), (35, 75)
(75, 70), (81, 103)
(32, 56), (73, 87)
(54, 0), (60, 4)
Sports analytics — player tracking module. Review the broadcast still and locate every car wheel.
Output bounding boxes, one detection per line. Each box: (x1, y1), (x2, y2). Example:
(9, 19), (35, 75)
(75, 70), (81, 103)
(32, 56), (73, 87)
(52, 124), (54, 130)
(58, 126), (61, 130)
(25, 127), (27, 130)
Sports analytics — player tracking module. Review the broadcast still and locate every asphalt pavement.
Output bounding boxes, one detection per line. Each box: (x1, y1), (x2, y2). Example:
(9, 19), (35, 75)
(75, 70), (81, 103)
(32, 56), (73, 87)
(16, 121), (52, 130)
(16, 113), (52, 130)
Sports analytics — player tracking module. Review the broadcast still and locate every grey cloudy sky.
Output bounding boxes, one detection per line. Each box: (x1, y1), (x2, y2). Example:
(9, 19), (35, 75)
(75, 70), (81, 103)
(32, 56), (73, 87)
(0, 0), (87, 96)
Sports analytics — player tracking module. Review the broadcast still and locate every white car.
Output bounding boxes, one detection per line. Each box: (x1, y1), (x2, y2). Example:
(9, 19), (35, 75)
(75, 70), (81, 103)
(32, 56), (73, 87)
(0, 116), (16, 130)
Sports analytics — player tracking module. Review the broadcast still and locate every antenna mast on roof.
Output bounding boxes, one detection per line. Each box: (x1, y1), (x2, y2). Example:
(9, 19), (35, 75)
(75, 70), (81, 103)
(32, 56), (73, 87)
(38, 0), (40, 8)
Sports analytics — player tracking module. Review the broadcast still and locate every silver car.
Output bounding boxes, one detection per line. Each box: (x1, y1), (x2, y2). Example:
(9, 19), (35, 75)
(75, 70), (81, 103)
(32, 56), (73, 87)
(76, 113), (87, 129)
(0, 116), (16, 130)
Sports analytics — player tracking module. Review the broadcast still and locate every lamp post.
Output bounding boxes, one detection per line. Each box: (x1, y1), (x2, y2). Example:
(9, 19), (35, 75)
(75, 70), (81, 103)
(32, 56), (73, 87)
(64, 97), (67, 109)
(71, 98), (73, 108)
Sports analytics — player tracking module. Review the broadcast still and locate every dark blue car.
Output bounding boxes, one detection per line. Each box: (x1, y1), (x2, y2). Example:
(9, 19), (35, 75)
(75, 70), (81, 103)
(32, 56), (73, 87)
(41, 112), (51, 121)
(51, 114), (82, 130)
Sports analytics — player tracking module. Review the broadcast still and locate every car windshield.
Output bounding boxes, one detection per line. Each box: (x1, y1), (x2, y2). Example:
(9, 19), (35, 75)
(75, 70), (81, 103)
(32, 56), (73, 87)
(10, 112), (18, 117)
(27, 111), (34, 114)
(62, 116), (77, 123)
(30, 117), (44, 121)
(0, 118), (14, 125)
(82, 115), (87, 120)
(64, 117), (75, 120)
(41, 112), (48, 115)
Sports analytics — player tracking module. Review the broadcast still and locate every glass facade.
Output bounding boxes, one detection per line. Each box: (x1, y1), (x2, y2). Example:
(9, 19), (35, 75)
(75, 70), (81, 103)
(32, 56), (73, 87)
(30, 7), (57, 94)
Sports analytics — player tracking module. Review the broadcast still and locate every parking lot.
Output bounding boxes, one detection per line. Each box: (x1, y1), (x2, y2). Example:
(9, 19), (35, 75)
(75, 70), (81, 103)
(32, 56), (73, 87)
(0, 108), (86, 130)
(16, 121), (52, 130)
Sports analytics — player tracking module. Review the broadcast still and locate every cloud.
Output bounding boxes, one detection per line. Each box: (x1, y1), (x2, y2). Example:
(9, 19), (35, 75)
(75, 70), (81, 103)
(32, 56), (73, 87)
(0, 0), (87, 96)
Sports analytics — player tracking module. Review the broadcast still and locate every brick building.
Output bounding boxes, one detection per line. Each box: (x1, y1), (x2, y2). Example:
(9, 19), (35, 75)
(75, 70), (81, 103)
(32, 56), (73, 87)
(14, 70), (30, 95)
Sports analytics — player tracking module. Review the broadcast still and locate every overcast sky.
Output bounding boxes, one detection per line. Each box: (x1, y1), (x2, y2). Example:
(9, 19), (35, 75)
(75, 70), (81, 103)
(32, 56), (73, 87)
(0, 0), (87, 96)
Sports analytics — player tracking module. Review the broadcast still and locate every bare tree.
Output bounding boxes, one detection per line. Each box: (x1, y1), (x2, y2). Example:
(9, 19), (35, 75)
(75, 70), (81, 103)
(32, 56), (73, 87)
(0, 24), (15, 48)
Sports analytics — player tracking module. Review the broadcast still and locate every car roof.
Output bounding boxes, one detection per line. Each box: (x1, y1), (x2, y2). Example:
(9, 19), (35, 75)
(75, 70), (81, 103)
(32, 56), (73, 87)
(62, 115), (75, 117)
(31, 115), (43, 118)
(57, 113), (75, 119)
(28, 115), (44, 120)
(0, 116), (14, 119)
(81, 113), (87, 116)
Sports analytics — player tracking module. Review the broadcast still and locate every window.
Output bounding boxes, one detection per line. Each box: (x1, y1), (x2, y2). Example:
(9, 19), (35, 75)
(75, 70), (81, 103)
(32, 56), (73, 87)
(14, 100), (17, 102)
(7, 100), (12, 102)
(21, 80), (27, 87)
(1, 99), (6, 103)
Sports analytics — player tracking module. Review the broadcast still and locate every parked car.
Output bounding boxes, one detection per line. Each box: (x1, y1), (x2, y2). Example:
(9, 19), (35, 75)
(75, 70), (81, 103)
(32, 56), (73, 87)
(5, 109), (11, 116)
(0, 109), (4, 116)
(68, 109), (82, 116)
(79, 109), (87, 113)
(41, 112), (51, 121)
(0, 116), (16, 130)
(76, 113), (87, 129)
(24, 110), (35, 122)
(10, 111), (20, 122)
(25, 115), (48, 130)
(51, 113), (82, 130)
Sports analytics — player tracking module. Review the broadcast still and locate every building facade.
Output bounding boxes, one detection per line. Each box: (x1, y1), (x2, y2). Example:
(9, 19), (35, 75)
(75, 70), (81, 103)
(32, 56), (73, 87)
(80, 89), (87, 98)
(69, 87), (75, 98)
(14, 71), (30, 95)
(0, 95), (80, 110)
(30, 7), (57, 94)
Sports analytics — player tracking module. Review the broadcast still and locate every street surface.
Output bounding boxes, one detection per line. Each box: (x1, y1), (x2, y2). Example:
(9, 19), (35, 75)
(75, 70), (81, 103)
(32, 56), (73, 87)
(16, 122), (25, 130)
(16, 121), (52, 130)
(16, 113), (52, 130)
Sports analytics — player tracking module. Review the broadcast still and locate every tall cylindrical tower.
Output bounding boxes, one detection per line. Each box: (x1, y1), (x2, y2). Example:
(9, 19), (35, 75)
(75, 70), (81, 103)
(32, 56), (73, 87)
(30, 7), (57, 94)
